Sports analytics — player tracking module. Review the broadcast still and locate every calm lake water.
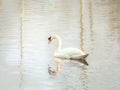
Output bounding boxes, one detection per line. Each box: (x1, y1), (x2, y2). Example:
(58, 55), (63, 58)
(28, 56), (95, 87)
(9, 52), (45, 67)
(0, 0), (120, 90)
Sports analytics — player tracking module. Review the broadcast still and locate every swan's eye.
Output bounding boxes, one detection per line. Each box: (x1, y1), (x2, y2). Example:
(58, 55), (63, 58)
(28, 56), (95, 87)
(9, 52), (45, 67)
(48, 36), (51, 40)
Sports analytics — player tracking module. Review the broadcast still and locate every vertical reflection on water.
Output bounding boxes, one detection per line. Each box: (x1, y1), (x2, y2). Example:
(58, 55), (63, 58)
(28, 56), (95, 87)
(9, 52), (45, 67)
(19, 0), (24, 89)
(20, 0), (24, 59)
(80, 0), (84, 51)
(0, 0), (2, 7)
(109, 2), (120, 58)
(80, 66), (88, 90)
(88, 0), (94, 50)
(80, 0), (88, 90)
(19, 60), (24, 90)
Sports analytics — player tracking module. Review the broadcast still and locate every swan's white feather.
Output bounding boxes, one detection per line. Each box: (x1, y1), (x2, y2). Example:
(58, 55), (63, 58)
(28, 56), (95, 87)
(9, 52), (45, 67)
(49, 34), (88, 60)
(54, 48), (86, 59)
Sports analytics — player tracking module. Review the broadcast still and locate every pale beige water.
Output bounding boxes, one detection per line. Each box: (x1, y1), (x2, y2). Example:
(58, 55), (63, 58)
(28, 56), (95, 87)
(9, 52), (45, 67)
(0, 0), (120, 90)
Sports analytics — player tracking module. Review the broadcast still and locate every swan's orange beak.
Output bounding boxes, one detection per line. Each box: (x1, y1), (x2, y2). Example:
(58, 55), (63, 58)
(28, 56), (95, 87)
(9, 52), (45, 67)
(48, 40), (51, 44)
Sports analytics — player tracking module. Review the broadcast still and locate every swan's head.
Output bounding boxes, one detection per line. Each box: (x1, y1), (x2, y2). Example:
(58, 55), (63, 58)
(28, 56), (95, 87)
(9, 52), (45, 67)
(48, 34), (58, 44)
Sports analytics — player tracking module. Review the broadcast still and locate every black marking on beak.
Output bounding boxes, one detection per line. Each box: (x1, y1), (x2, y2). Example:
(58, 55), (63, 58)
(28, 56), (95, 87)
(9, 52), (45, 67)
(48, 36), (51, 40)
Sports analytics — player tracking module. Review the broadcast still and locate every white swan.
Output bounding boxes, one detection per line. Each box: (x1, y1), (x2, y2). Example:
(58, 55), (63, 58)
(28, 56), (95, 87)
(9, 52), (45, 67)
(48, 34), (89, 65)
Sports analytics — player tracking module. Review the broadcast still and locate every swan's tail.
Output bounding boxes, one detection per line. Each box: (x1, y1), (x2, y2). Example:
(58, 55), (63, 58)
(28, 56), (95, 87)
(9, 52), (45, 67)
(81, 53), (89, 59)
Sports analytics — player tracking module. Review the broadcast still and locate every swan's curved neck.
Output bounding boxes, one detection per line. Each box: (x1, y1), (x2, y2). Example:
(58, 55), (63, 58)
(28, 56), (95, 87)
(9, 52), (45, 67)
(56, 35), (62, 52)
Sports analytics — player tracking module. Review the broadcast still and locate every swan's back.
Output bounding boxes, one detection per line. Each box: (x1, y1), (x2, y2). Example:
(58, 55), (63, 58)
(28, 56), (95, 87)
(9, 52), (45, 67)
(60, 48), (84, 55)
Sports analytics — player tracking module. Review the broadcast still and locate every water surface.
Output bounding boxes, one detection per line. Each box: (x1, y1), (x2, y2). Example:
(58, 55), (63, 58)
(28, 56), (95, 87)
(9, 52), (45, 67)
(0, 0), (120, 90)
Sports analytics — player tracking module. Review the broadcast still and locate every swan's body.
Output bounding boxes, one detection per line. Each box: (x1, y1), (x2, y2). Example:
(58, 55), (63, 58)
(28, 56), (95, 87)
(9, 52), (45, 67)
(54, 48), (86, 59)
(48, 34), (89, 65)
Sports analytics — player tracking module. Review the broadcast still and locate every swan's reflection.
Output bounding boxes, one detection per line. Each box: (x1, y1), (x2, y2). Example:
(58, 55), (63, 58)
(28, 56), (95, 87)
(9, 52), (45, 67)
(48, 58), (89, 89)
(48, 58), (61, 76)
(48, 57), (88, 76)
